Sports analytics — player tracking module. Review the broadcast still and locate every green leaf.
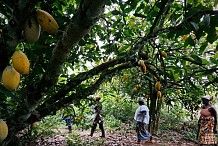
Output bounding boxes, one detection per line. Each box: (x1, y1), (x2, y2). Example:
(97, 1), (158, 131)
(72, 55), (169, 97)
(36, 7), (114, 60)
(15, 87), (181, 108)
(188, 80), (198, 89)
(202, 15), (210, 26)
(0, 86), (19, 101)
(210, 57), (218, 64)
(124, 8), (132, 14)
(201, 58), (210, 65)
(184, 37), (195, 47)
(167, 31), (175, 39)
(190, 54), (202, 64)
(135, 2), (146, 13)
(214, 53), (218, 59)
(202, 69), (216, 76)
(199, 42), (208, 54)
(205, 26), (217, 44)
(167, 69), (175, 81)
(111, 10), (120, 15)
(195, 27), (205, 40)
(190, 22), (199, 31)
(173, 66), (181, 74)
(210, 15), (218, 27)
(130, 0), (140, 9)
(120, 2), (127, 11)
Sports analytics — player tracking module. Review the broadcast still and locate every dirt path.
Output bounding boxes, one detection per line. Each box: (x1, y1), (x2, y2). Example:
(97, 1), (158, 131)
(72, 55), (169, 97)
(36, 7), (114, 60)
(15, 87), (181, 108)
(29, 128), (198, 146)
(76, 130), (197, 146)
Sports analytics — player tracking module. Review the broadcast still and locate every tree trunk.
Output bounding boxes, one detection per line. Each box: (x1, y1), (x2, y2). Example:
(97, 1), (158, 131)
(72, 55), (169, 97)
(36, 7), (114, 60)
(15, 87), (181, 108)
(149, 90), (157, 134)
(0, 0), (107, 145)
(148, 81), (162, 134)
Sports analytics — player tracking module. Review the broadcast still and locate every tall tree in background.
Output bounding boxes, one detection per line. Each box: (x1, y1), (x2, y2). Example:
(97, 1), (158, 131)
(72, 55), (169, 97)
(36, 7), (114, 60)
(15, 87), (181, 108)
(0, 0), (218, 145)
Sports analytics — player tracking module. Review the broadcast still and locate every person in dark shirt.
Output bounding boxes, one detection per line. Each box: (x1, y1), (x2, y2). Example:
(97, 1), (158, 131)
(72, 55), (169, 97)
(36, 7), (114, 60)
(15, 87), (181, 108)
(89, 96), (105, 137)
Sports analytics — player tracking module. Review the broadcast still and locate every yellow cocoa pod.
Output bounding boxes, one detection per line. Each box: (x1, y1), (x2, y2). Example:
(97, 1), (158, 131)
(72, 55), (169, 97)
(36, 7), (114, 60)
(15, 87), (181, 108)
(138, 60), (146, 73)
(76, 116), (80, 121)
(153, 76), (157, 81)
(161, 51), (167, 58)
(12, 50), (30, 75)
(133, 87), (137, 92)
(182, 34), (189, 41)
(138, 60), (144, 66)
(31, 122), (37, 128)
(24, 16), (41, 43)
(2, 66), (20, 90)
(157, 91), (162, 98)
(0, 119), (8, 142)
(177, 89), (181, 94)
(140, 64), (146, 73)
(36, 9), (59, 34)
(136, 84), (141, 88)
(155, 81), (161, 90)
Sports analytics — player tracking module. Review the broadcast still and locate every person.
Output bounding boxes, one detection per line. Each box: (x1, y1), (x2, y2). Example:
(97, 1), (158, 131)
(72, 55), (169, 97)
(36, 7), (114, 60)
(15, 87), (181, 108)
(134, 97), (154, 144)
(89, 96), (105, 137)
(63, 104), (75, 132)
(196, 95), (217, 145)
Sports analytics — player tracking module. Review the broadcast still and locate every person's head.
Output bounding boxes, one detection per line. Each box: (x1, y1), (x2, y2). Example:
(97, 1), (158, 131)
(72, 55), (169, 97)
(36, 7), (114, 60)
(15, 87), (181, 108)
(201, 95), (212, 105)
(95, 96), (101, 101)
(137, 97), (145, 105)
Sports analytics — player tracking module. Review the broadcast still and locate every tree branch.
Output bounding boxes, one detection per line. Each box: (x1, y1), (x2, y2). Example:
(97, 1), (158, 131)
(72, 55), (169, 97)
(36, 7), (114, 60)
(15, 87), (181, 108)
(36, 61), (135, 120)
(24, 0), (107, 105)
(148, 0), (169, 35)
(38, 0), (106, 92)
(38, 56), (136, 110)
(12, 0), (107, 133)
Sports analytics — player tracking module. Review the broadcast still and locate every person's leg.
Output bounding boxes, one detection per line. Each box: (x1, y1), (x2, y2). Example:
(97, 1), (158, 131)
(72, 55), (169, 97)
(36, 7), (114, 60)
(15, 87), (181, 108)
(90, 123), (97, 137)
(68, 123), (72, 132)
(99, 121), (105, 137)
(136, 122), (141, 143)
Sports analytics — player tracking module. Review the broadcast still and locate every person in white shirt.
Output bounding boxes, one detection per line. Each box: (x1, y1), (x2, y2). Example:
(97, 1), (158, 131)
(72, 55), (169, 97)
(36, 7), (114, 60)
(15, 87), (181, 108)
(134, 97), (153, 144)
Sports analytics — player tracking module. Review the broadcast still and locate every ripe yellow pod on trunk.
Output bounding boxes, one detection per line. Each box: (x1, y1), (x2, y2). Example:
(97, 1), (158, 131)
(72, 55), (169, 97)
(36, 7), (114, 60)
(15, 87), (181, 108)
(155, 81), (161, 90)
(161, 51), (167, 58)
(24, 16), (41, 43)
(31, 122), (37, 128)
(177, 89), (181, 94)
(0, 120), (8, 142)
(157, 91), (162, 98)
(2, 66), (20, 90)
(12, 50), (30, 75)
(36, 9), (59, 34)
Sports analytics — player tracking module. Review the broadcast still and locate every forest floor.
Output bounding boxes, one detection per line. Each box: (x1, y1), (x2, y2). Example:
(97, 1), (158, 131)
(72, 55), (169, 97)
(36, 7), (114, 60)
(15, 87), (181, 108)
(28, 126), (199, 146)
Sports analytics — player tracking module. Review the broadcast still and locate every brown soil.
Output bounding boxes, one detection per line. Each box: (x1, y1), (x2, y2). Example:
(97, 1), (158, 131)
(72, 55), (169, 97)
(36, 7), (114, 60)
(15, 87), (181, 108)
(28, 128), (198, 146)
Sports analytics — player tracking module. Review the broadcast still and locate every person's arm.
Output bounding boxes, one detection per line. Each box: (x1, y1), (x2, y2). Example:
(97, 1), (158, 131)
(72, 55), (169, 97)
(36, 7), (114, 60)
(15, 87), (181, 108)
(141, 111), (146, 123)
(209, 107), (217, 134)
(196, 117), (200, 140)
(94, 103), (102, 123)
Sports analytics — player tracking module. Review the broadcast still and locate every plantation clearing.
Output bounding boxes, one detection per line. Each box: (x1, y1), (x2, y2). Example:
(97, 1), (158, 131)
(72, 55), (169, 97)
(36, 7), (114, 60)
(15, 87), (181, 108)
(27, 128), (198, 146)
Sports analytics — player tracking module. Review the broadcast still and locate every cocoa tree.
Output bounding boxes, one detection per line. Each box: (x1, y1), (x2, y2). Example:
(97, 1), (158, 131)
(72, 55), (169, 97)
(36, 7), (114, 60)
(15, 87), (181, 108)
(1, 0), (218, 145)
